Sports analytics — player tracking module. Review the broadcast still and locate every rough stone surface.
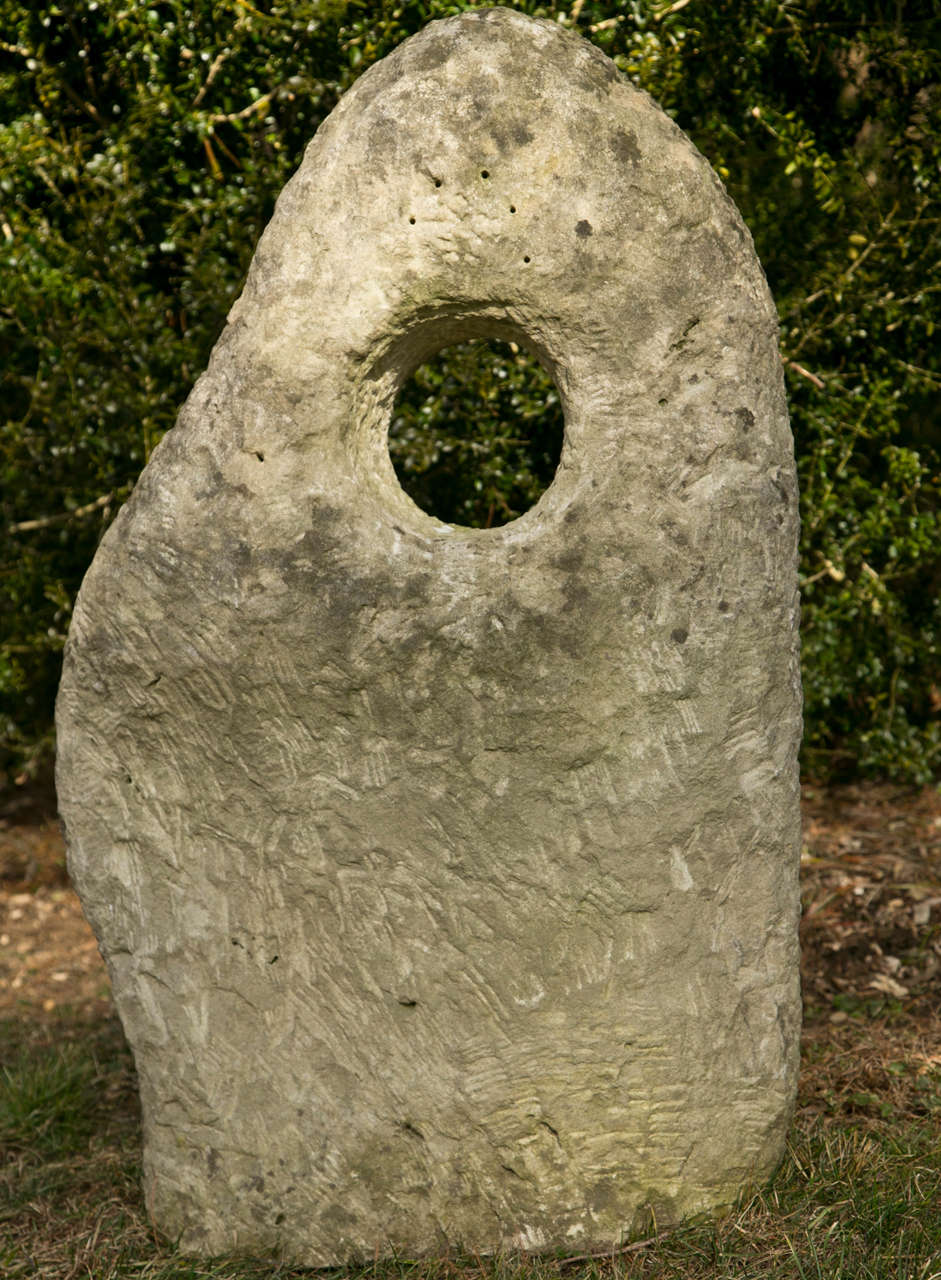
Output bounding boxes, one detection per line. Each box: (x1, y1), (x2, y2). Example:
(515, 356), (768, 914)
(56, 7), (802, 1264)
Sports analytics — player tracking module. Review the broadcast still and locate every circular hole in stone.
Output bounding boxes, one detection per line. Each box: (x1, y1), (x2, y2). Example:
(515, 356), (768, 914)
(388, 338), (565, 528)
(481, 169), (490, 179)
(523, 255), (531, 263)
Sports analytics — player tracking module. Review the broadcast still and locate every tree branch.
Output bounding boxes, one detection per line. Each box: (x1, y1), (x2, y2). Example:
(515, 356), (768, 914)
(192, 48), (230, 109)
(8, 491), (118, 535)
(209, 91), (274, 125)
(783, 358), (826, 389)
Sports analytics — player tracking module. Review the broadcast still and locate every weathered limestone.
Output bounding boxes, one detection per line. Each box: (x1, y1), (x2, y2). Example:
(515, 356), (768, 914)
(56, 7), (802, 1264)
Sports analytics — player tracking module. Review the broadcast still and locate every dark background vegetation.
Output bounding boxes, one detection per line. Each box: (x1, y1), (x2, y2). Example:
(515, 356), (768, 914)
(1, 0), (939, 785)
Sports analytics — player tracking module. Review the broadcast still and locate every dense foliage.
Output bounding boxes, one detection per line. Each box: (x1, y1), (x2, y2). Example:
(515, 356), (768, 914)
(1, 0), (939, 783)
(390, 339), (564, 527)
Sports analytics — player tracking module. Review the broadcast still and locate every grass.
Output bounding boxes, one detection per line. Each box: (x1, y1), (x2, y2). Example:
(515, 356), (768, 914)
(1, 1041), (102, 1161)
(2, 1016), (940, 1279)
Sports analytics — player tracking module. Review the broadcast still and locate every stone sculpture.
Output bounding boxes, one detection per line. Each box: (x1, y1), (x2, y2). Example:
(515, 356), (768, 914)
(57, 6), (802, 1263)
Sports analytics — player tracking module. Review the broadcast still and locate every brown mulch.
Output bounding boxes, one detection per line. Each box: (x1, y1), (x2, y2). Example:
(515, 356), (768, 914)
(800, 783), (941, 1016)
(1, 769), (113, 1028)
(2, 776), (940, 1117)
(798, 782), (941, 1124)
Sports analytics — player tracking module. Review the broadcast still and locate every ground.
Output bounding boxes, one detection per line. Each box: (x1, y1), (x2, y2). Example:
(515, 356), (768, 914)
(1, 774), (940, 1278)
(2, 776), (939, 1121)
(0, 774), (111, 1026)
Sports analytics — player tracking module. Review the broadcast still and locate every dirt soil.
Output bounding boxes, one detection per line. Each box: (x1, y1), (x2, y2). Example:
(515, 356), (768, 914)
(0, 773), (112, 1025)
(2, 776), (940, 1117)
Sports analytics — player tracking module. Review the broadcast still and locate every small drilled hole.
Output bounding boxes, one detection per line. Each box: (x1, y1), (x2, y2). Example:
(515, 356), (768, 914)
(481, 169), (489, 179)
(408, 216), (416, 225)
(509, 205), (516, 213)
(254, 451), (265, 462)
(523, 255), (531, 263)
(434, 179), (442, 188)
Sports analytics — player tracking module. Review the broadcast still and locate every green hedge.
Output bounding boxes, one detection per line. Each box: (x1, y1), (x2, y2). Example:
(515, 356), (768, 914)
(2, 0), (939, 783)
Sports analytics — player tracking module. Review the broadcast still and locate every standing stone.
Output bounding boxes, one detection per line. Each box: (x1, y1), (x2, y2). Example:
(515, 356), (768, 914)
(56, 6), (802, 1264)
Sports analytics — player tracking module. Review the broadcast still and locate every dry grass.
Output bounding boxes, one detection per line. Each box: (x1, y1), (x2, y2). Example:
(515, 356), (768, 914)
(2, 1010), (940, 1279)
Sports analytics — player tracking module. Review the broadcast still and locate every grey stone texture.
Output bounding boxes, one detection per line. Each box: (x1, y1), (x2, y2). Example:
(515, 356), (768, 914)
(57, 6), (802, 1264)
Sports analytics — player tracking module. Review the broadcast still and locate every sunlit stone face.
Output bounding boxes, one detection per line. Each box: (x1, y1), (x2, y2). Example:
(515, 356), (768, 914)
(56, 8), (802, 1265)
